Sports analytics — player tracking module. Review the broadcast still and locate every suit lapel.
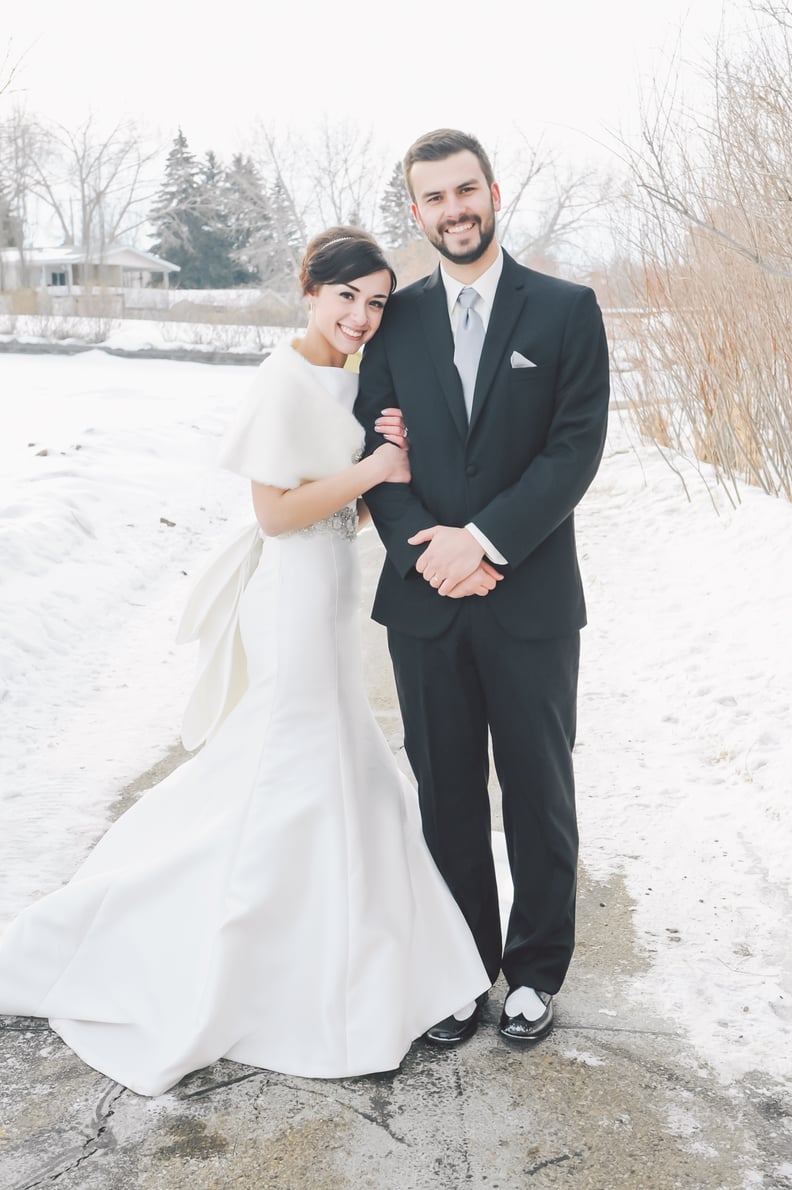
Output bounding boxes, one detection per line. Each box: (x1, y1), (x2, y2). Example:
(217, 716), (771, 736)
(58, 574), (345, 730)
(418, 267), (468, 441)
(468, 252), (528, 436)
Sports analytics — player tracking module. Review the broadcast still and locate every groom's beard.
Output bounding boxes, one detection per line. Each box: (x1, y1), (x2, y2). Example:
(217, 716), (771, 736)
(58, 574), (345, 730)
(427, 206), (498, 266)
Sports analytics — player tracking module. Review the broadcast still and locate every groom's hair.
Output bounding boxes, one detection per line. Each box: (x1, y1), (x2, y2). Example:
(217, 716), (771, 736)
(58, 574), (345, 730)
(402, 129), (495, 200)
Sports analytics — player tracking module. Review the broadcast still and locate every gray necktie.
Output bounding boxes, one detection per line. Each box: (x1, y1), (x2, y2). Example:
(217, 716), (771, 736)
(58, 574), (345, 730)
(453, 286), (485, 419)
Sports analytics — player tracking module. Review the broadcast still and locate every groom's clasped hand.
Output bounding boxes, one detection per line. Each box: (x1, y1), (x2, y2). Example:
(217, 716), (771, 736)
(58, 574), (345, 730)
(376, 408), (503, 600)
(409, 523), (503, 598)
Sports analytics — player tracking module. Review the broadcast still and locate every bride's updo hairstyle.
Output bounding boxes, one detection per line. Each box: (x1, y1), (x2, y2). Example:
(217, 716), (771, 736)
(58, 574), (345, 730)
(299, 226), (397, 297)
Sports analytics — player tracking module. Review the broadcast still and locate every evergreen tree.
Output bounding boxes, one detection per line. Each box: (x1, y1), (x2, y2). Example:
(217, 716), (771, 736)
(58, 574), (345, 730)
(379, 161), (418, 250)
(148, 130), (206, 287)
(224, 154), (271, 286)
(195, 149), (238, 288)
(150, 136), (279, 288)
(256, 176), (303, 296)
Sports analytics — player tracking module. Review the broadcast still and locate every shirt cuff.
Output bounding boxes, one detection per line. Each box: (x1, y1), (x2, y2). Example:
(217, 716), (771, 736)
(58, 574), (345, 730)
(465, 522), (508, 566)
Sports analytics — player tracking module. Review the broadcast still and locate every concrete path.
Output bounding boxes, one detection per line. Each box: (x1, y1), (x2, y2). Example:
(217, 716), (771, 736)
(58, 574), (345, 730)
(1, 533), (789, 1190)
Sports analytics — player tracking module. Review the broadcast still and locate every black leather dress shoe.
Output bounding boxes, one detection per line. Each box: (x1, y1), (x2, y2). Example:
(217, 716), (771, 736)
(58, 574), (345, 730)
(498, 991), (554, 1043)
(424, 1003), (481, 1047)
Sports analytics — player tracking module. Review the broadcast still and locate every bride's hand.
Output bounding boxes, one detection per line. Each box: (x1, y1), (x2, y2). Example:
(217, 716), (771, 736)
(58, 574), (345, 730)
(373, 442), (411, 484)
(374, 408), (409, 450)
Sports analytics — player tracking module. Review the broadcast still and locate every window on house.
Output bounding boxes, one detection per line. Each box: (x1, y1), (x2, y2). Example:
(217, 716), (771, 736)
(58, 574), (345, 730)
(50, 271), (67, 286)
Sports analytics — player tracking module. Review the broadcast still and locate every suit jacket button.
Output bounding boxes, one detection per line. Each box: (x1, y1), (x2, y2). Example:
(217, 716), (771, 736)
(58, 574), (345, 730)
(465, 463), (478, 478)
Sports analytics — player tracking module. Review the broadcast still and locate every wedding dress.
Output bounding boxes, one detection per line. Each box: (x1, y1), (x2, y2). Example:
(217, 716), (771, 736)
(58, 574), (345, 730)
(0, 342), (489, 1096)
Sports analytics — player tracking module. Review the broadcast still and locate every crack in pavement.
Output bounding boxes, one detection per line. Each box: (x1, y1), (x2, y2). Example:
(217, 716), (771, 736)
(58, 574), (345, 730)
(187, 1067), (411, 1148)
(0, 1018), (49, 1034)
(182, 1069), (265, 1099)
(564, 1022), (677, 1036)
(525, 1151), (583, 1176)
(270, 1078), (411, 1147)
(16, 1082), (127, 1189)
(448, 1060), (475, 1186)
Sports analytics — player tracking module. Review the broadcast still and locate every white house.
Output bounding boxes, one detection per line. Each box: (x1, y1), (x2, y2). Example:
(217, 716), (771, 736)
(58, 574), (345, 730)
(0, 244), (179, 292)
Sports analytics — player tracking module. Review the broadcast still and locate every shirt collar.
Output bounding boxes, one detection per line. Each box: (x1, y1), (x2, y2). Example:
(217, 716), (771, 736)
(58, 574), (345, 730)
(440, 246), (503, 320)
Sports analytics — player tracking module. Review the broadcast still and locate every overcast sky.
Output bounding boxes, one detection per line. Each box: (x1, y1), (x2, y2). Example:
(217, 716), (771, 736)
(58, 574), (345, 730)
(5, 0), (736, 168)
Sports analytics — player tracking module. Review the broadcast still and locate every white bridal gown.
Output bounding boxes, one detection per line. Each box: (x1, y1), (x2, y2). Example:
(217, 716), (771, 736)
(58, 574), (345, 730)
(0, 353), (490, 1097)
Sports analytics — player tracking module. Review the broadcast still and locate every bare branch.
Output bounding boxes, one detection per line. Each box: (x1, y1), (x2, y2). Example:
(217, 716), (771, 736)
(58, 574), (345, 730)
(0, 40), (27, 98)
(18, 114), (158, 254)
(614, 7), (792, 499)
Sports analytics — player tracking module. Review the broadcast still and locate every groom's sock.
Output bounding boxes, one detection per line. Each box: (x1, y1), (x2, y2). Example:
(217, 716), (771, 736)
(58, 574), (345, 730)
(504, 986), (546, 1020)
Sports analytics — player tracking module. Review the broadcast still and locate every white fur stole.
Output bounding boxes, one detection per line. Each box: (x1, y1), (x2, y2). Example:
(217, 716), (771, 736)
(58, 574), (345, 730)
(218, 340), (364, 487)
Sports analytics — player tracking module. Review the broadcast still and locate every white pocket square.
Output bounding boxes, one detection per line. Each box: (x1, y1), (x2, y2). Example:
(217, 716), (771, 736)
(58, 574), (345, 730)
(510, 350), (536, 369)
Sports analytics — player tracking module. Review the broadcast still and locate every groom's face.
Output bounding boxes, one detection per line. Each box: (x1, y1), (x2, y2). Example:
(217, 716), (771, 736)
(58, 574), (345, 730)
(409, 151), (501, 267)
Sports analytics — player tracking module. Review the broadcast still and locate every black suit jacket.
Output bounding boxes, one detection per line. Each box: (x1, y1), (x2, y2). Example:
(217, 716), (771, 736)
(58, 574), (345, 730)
(354, 250), (610, 640)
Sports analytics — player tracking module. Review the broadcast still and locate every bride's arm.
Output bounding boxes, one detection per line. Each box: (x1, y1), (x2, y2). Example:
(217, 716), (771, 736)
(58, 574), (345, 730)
(357, 407), (406, 530)
(252, 444), (410, 537)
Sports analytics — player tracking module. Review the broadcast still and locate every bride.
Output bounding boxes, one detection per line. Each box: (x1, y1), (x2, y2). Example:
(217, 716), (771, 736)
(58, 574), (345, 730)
(0, 227), (491, 1097)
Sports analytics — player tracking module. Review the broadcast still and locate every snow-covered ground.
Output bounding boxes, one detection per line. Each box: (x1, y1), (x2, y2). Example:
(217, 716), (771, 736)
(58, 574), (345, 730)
(0, 346), (790, 1094)
(0, 351), (252, 902)
(0, 313), (293, 355)
(574, 419), (792, 1090)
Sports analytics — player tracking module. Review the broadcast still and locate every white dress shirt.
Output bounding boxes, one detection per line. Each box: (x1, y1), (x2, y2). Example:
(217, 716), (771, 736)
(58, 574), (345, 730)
(439, 251), (509, 567)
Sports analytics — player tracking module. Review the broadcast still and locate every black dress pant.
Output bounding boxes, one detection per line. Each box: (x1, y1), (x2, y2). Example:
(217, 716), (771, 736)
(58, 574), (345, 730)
(388, 599), (580, 994)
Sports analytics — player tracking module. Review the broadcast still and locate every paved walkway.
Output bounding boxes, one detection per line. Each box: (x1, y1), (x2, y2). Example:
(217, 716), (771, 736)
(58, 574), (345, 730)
(1, 534), (789, 1190)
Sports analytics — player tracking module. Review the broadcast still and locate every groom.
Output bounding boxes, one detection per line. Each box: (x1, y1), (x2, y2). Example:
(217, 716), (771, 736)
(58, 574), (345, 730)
(355, 129), (609, 1045)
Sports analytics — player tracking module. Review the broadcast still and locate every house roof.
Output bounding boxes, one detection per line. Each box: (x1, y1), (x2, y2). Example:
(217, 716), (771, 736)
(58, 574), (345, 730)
(0, 244), (179, 272)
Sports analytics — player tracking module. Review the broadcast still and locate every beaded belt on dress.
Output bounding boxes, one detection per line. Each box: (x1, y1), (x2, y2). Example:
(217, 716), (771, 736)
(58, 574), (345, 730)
(280, 503), (358, 541)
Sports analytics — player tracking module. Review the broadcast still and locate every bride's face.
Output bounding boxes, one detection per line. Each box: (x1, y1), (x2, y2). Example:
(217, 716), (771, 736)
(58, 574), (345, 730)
(310, 269), (392, 356)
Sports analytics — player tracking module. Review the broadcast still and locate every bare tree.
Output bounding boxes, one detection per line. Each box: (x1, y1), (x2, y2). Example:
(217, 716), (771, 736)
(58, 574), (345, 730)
(615, 6), (792, 282)
(245, 126), (308, 301)
(16, 114), (159, 275)
(507, 169), (613, 266)
(306, 120), (387, 230)
(0, 107), (42, 288)
(0, 44), (31, 287)
(251, 120), (387, 235)
(0, 40), (25, 99)
(488, 132), (613, 272)
(246, 121), (389, 306)
(250, 125), (308, 231)
(616, 2), (792, 500)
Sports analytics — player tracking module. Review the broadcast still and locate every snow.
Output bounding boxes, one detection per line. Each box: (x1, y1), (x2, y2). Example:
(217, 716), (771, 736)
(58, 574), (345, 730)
(575, 417), (792, 1087)
(0, 345), (790, 1094)
(0, 350), (252, 904)
(0, 313), (291, 356)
